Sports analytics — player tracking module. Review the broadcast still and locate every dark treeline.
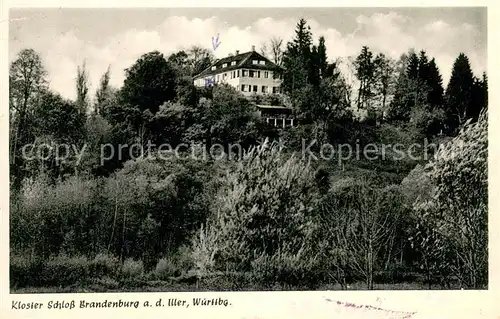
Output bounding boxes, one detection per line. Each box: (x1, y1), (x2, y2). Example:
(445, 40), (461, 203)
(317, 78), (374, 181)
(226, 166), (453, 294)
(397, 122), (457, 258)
(10, 18), (487, 291)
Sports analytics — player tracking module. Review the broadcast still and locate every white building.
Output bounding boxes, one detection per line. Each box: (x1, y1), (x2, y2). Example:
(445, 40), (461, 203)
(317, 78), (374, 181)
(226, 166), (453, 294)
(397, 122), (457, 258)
(193, 46), (294, 128)
(193, 45), (283, 96)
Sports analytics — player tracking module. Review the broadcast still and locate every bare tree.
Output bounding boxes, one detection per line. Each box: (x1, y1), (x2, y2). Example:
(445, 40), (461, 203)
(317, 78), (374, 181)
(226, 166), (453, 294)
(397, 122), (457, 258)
(186, 45), (216, 75)
(260, 36), (284, 66)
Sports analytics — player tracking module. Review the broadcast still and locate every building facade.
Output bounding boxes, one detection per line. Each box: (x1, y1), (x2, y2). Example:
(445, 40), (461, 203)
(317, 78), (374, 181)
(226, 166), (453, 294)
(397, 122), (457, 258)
(193, 46), (293, 127)
(193, 46), (283, 96)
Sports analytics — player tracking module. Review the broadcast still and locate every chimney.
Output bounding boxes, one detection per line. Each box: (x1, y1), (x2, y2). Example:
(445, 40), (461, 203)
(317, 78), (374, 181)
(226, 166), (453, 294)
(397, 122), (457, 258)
(235, 50), (239, 55)
(251, 45), (255, 52)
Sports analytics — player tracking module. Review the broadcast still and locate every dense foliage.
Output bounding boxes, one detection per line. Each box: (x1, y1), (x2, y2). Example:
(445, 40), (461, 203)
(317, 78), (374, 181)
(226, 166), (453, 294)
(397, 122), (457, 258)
(10, 19), (488, 291)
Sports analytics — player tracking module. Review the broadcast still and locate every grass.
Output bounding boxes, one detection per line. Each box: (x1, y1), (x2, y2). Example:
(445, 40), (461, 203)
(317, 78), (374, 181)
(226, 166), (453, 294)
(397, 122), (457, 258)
(11, 279), (456, 294)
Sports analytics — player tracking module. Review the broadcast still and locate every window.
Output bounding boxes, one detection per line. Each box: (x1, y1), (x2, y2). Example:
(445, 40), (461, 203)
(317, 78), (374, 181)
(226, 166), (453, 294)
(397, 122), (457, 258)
(249, 70), (255, 78)
(241, 85), (246, 92)
(231, 61), (237, 66)
(262, 86), (268, 93)
(264, 71), (269, 78)
(273, 87), (278, 94)
(276, 118), (284, 128)
(211, 66), (216, 71)
(237, 70), (240, 77)
(259, 60), (265, 65)
(257, 71), (261, 78)
(252, 60), (258, 64)
(253, 85), (258, 92)
(242, 70), (247, 77)
(248, 85), (252, 92)
(222, 63), (227, 68)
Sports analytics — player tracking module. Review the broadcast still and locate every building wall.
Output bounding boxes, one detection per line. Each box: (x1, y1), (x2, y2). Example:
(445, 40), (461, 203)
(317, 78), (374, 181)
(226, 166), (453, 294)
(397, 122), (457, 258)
(194, 68), (282, 96)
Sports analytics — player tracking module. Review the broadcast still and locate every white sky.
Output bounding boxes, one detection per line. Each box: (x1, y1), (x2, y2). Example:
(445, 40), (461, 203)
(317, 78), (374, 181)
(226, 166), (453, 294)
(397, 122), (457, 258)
(9, 7), (487, 100)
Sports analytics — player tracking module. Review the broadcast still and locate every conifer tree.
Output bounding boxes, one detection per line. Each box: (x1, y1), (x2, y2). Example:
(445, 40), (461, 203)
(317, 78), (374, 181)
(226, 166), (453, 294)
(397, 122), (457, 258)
(406, 51), (419, 81)
(317, 36), (328, 79)
(282, 18), (313, 97)
(469, 72), (488, 122)
(445, 53), (474, 132)
(426, 58), (444, 108)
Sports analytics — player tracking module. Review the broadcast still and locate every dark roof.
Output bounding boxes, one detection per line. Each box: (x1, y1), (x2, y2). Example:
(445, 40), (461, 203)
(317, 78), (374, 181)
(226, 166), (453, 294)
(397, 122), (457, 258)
(193, 50), (281, 79)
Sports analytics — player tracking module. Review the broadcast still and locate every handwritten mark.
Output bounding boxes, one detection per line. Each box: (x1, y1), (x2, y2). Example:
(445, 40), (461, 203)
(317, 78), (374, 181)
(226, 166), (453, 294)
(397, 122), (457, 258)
(212, 33), (221, 51)
(205, 76), (215, 88)
(325, 298), (417, 319)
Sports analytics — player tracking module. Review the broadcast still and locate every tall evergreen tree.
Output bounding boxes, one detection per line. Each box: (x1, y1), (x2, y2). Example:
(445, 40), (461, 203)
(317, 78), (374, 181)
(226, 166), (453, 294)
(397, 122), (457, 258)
(317, 36), (328, 79)
(308, 45), (320, 87)
(406, 51), (419, 80)
(426, 58), (444, 108)
(417, 50), (430, 83)
(469, 73), (488, 121)
(445, 53), (474, 132)
(282, 19), (314, 105)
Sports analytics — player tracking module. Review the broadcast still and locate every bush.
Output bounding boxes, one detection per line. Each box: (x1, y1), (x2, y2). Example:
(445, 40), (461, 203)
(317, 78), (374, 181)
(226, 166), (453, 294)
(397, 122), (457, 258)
(250, 248), (323, 289)
(40, 255), (90, 286)
(10, 254), (44, 288)
(154, 258), (179, 279)
(191, 140), (320, 274)
(121, 258), (144, 279)
(90, 253), (120, 278)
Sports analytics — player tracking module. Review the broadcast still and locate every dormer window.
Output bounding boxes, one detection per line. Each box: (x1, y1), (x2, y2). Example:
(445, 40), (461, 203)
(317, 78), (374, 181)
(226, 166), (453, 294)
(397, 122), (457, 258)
(222, 63), (227, 68)
(252, 60), (258, 64)
(259, 60), (265, 65)
(211, 66), (216, 71)
(231, 61), (237, 66)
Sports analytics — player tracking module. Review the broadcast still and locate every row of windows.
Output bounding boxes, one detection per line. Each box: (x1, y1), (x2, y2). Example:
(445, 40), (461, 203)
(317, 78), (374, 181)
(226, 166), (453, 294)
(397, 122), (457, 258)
(265, 117), (295, 128)
(214, 60), (266, 70)
(241, 85), (281, 94)
(212, 70), (272, 80)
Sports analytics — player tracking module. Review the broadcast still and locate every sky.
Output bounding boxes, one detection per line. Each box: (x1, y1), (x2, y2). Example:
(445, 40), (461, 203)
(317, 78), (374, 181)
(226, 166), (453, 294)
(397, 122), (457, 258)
(9, 7), (487, 100)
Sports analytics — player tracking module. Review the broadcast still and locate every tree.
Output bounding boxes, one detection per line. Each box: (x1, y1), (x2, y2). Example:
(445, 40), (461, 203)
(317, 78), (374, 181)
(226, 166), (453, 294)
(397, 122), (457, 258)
(444, 53), (474, 133)
(186, 46), (215, 76)
(353, 46), (377, 110)
(469, 72), (488, 122)
(9, 49), (48, 189)
(317, 36), (328, 79)
(28, 91), (87, 181)
(373, 53), (396, 111)
(95, 66), (111, 115)
(426, 58), (444, 109)
(189, 84), (267, 149)
(119, 51), (177, 115)
(320, 181), (405, 289)
(260, 36), (284, 67)
(190, 140), (321, 286)
(387, 49), (443, 124)
(282, 18), (313, 100)
(415, 110), (488, 288)
(76, 61), (90, 115)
